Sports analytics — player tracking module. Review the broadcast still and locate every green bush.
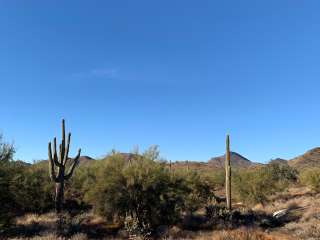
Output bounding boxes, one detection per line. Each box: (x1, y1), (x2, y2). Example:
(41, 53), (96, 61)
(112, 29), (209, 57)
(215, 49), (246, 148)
(9, 163), (54, 212)
(299, 168), (320, 192)
(0, 134), (15, 163)
(85, 149), (187, 235)
(84, 147), (219, 236)
(0, 162), (15, 229)
(178, 170), (216, 214)
(65, 162), (98, 211)
(233, 163), (297, 205)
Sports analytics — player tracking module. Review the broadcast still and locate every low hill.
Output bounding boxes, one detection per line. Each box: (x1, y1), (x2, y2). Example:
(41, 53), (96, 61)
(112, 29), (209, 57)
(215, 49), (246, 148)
(208, 152), (258, 168)
(171, 161), (210, 171)
(269, 158), (288, 165)
(31, 156), (95, 166)
(172, 152), (258, 170)
(78, 156), (95, 165)
(289, 147), (320, 169)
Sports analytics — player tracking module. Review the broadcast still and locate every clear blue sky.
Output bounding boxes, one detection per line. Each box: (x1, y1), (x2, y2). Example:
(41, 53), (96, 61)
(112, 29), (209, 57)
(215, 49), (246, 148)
(1, 1), (320, 163)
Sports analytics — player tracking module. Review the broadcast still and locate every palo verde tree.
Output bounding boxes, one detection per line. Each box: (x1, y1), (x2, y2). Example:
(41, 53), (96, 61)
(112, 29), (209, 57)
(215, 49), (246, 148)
(48, 119), (81, 213)
(0, 134), (15, 163)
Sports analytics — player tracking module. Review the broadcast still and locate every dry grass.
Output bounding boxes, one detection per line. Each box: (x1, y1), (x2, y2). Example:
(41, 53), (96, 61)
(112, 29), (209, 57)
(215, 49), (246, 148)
(209, 229), (290, 240)
(8, 233), (87, 240)
(259, 186), (320, 240)
(15, 213), (58, 228)
(4, 212), (123, 240)
(4, 186), (319, 240)
(283, 193), (320, 240)
(168, 228), (294, 240)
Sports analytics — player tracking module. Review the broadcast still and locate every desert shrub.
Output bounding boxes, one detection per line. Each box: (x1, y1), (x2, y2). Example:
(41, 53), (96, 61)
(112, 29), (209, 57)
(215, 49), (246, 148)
(233, 163), (297, 205)
(64, 163), (98, 212)
(264, 162), (298, 184)
(0, 136), (16, 229)
(0, 163), (14, 229)
(205, 205), (230, 222)
(299, 168), (320, 192)
(0, 158), (54, 227)
(179, 170), (216, 214)
(9, 163), (54, 212)
(85, 147), (190, 236)
(0, 133), (15, 163)
(209, 169), (225, 189)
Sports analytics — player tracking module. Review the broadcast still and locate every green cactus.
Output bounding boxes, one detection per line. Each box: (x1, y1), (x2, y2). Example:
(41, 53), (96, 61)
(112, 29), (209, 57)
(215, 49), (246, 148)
(225, 134), (231, 211)
(48, 119), (81, 213)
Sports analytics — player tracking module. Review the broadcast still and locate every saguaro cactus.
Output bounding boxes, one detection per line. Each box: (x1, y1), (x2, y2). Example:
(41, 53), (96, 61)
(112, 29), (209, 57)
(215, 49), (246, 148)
(48, 119), (81, 213)
(225, 134), (231, 211)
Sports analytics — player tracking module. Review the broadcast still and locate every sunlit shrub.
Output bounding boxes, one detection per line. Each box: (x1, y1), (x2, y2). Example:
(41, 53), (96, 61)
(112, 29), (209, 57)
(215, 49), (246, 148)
(233, 163), (297, 205)
(299, 168), (320, 192)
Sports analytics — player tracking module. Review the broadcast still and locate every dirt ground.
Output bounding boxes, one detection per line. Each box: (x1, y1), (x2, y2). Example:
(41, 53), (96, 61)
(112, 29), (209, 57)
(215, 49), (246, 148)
(2, 187), (319, 240)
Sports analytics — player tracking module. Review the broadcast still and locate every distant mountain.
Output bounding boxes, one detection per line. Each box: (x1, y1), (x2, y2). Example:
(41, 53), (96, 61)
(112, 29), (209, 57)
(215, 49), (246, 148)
(12, 160), (32, 166)
(208, 152), (258, 168)
(34, 156), (95, 166)
(171, 160), (210, 171)
(118, 153), (138, 162)
(172, 152), (258, 170)
(269, 158), (288, 165)
(289, 147), (320, 169)
(78, 156), (95, 165)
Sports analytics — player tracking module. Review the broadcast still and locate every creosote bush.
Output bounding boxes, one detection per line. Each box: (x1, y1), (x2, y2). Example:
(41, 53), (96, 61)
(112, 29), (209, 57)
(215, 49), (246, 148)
(299, 168), (320, 192)
(84, 147), (216, 235)
(9, 163), (54, 212)
(85, 148), (187, 235)
(233, 163), (298, 205)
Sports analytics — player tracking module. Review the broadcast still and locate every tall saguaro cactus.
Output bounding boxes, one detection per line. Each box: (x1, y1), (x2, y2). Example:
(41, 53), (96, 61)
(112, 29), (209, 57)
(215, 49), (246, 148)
(48, 119), (81, 213)
(225, 134), (231, 211)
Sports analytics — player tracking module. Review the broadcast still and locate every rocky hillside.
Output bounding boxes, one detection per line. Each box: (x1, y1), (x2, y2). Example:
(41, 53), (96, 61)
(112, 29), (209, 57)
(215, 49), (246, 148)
(78, 156), (95, 165)
(289, 147), (320, 169)
(269, 158), (288, 165)
(208, 152), (258, 168)
(172, 152), (258, 170)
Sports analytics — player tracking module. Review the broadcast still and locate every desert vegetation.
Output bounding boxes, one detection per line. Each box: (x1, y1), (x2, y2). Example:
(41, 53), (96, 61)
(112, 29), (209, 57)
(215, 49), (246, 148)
(1, 123), (320, 240)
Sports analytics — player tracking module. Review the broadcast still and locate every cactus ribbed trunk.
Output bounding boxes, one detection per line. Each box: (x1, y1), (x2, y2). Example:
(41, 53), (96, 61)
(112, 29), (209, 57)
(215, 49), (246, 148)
(225, 134), (231, 211)
(55, 181), (64, 213)
(48, 119), (81, 213)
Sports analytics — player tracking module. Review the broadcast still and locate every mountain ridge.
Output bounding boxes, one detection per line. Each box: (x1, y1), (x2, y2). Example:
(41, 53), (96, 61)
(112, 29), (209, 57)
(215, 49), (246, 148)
(288, 147), (320, 169)
(14, 146), (320, 170)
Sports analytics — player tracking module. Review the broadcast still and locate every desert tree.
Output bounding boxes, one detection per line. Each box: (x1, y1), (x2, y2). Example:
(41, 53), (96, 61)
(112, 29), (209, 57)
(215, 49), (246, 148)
(0, 134), (15, 163)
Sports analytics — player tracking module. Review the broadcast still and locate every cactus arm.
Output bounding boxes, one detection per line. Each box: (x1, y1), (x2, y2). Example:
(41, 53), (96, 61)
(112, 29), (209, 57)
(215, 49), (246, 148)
(64, 148), (81, 180)
(59, 143), (64, 165)
(48, 142), (58, 182)
(63, 133), (71, 166)
(61, 119), (66, 162)
(52, 137), (63, 167)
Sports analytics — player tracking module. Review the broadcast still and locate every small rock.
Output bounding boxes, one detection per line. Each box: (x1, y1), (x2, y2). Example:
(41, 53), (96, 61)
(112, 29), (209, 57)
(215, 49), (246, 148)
(273, 209), (289, 219)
